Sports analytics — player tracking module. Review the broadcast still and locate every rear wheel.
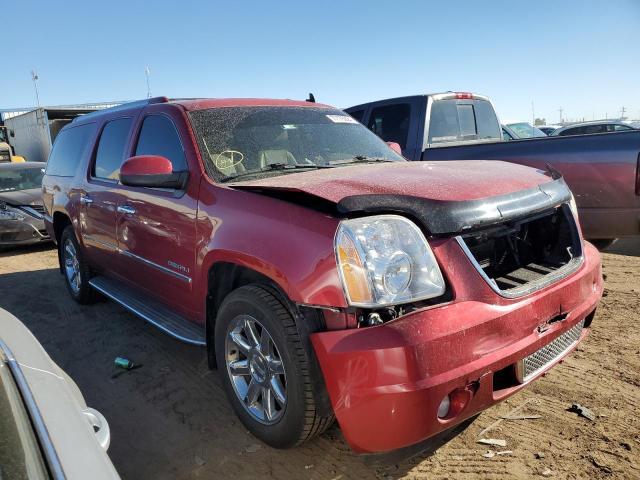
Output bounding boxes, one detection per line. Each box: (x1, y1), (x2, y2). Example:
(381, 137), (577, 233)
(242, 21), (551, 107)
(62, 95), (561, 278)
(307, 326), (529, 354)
(215, 285), (333, 448)
(60, 226), (95, 304)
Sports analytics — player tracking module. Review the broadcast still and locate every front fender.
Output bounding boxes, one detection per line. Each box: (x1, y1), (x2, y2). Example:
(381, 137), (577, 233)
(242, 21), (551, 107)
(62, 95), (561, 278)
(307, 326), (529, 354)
(196, 184), (347, 308)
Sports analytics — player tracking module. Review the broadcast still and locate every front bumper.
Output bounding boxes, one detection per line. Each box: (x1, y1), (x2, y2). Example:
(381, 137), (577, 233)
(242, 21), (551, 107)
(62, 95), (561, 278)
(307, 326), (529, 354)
(0, 217), (51, 246)
(311, 240), (603, 453)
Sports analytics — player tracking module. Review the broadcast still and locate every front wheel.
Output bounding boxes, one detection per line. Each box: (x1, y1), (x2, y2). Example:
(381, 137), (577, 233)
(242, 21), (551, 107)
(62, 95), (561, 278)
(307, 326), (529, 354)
(215, 285), (333, 448)
(60, 226), (95, 304)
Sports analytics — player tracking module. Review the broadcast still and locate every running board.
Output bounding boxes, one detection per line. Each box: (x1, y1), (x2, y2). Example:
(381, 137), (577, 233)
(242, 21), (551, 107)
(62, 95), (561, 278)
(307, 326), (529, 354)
(89, 276), (206, 346)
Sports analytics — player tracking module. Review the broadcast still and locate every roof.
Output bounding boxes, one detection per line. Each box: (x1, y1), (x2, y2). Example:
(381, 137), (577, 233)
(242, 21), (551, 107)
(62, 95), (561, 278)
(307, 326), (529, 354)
(70, 97), (335, 125)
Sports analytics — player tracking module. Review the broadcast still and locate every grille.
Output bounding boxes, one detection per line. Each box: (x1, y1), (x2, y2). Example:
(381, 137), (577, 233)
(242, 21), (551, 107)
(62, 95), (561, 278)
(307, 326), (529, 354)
(518, 319), (584, 382)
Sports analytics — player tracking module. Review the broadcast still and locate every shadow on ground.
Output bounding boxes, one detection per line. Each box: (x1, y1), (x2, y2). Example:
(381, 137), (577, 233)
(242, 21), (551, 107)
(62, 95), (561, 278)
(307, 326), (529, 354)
(0, 266), (458, 480)
(602, 237), (640, 257)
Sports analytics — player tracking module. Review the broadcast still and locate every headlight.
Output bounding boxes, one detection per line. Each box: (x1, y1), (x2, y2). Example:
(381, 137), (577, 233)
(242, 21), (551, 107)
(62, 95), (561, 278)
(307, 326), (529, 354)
(0, 203), (26, 221)
(335, 215), (445, 307)
(568, 193), (579, 220)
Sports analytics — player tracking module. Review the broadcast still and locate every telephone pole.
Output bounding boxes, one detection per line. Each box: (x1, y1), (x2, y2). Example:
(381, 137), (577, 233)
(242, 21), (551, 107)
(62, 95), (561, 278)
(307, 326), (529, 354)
(558, 107), (563, 124)
(145, 66), (152, 98)
(620, 106), (626, 120)
(31, 70), (40, 108)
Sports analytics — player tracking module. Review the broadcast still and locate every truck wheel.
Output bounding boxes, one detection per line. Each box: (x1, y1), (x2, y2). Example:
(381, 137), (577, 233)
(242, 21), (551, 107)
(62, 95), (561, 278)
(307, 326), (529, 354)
(215, 284), (333, 448)
(590, 239), (617, 251)
(60, 226), (95, 304)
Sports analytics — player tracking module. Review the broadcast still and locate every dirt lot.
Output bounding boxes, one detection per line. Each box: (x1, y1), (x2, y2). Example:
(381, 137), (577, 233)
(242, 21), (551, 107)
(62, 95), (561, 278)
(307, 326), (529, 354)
(0, 240), (639, 480)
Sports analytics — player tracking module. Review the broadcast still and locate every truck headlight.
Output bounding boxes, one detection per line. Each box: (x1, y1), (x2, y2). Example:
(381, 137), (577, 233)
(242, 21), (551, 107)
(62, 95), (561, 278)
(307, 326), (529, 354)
(0, 203), (26, 221)
(335, 215), (445, 307)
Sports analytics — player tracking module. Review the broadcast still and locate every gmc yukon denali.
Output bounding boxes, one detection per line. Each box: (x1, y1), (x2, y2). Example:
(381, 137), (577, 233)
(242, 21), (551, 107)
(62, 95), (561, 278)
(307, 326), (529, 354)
(346, 92), (640, 248)
(42, 97), (603, 454)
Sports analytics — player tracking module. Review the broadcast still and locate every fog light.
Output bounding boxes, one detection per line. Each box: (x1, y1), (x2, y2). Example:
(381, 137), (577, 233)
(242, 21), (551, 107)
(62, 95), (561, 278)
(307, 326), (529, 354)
(437, 395), (451, 418)
(438, 386), (474, 420)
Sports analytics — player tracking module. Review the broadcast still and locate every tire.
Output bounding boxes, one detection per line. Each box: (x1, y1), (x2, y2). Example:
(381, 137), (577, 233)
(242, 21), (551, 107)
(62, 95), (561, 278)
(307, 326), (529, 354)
(59, 226), (95, 304)
(589, 239), (617, 251)
(215, 284), (333, 448)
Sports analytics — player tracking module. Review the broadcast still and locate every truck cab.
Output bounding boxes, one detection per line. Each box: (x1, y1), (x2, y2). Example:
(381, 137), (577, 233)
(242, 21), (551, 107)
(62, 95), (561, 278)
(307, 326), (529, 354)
(345, 92), (503, 158)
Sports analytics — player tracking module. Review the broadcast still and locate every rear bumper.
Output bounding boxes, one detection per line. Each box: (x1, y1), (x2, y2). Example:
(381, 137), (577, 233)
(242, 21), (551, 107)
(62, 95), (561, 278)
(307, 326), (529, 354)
(579, 206), (640, 239)
(311, 242), (602, 453)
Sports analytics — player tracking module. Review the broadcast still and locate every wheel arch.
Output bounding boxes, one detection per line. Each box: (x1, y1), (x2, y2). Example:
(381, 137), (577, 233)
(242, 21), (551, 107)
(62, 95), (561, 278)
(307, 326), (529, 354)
(52, 211), (73, 274)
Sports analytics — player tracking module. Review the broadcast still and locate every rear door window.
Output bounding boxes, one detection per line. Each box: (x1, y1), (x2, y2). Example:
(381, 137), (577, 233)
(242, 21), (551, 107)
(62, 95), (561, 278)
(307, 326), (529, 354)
(93, 118), (133, 180)
(613, 124), (633, 131)
(367, 103), (411, 149)
(428, 99), (501, 144)
(46, 123), (95, 177)
(134, 115), (187, 171)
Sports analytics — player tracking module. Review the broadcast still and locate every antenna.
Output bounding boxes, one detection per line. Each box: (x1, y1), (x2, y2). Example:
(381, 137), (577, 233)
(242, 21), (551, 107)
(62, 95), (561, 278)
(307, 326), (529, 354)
(145, 66), (152, 99)
(31, 70), (41, 108)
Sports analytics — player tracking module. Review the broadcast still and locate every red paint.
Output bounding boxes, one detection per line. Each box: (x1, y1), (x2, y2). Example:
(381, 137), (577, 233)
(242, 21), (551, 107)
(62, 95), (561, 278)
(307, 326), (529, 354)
(311, 241), (602, 453)
(121, 155), (173, 175)
(42, 97), (604, 454)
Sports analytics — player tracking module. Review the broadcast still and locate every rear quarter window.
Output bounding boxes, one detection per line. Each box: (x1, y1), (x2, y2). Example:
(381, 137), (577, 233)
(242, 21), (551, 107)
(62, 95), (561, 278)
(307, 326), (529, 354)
(45, 123), (96, 177)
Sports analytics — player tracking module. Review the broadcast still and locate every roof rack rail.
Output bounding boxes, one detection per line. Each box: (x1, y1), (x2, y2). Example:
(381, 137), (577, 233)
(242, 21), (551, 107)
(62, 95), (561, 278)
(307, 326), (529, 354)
(72, 96), (168, 122)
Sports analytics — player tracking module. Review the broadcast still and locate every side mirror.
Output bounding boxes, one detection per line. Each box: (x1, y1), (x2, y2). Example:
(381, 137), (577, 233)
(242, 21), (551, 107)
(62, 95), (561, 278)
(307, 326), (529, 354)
(120, 155), (188, 189)
(386, 141), (402, 155)
(9, 130), (14, 138)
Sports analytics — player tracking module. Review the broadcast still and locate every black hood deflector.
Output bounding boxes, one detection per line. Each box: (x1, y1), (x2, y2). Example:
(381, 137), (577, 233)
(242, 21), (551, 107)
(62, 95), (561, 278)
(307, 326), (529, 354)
(337, 177), (572, 235)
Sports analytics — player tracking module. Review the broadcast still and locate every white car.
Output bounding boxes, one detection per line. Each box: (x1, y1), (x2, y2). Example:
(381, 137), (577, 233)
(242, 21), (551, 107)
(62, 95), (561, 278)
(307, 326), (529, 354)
(0, 308), (119, 479)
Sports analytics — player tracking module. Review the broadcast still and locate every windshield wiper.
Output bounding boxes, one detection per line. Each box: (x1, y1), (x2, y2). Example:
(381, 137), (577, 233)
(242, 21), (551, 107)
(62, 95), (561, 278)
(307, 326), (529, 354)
(220, 162), (333, 183)
(329, 155), (395, 166)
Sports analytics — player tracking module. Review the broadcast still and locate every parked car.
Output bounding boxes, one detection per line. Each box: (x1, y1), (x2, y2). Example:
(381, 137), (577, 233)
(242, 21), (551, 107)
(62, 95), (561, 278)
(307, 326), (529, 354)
(537, 125), (560, 135)
(345, 93), (640, 248)
(0, 162), (51, 248)
(551, 120), (636, 136)
(0, 307), (119, 479)
(42, 97), (602, 454)
(503, 122), (547, 139)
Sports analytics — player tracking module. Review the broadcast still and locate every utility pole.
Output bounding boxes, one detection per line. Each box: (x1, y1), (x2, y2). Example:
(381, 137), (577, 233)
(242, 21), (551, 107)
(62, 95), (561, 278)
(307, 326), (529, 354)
(31, 70), (40, 108)
(620, 106), (626, 120)
(145, 66), (152, 98)
(558, 107), (563, 124)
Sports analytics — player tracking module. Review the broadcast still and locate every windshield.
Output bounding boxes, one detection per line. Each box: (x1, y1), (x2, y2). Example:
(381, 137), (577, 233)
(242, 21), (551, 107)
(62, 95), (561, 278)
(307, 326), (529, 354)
(189, 107), (404, 182)
(507, 122), (547, 138)
(0, 167), (45, 192)
(0, 128), (7, 144)
(428, 99), (502, 145)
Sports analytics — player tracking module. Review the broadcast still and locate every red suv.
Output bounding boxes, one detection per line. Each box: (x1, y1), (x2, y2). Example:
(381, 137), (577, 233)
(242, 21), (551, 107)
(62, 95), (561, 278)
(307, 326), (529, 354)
(42, 97), (602, 453)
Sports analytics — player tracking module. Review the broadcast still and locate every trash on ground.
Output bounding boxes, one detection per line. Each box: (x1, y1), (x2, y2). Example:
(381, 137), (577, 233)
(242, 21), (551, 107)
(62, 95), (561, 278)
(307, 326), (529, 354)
(482, 450), (495, 458)
(496, 450), (513, 455)
(535, 452), (546, 459)
(478, 438), (507, 447)
(114, 356), (136, 370)
(567, 403), (596, 421)
(245, 444), (261, 453)
(541, 468), (553, 477)
(194, 455), (206, 466)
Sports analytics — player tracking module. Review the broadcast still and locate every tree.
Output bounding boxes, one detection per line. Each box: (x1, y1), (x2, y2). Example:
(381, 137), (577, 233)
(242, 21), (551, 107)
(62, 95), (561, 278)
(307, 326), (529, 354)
(534, 118), (546, 126)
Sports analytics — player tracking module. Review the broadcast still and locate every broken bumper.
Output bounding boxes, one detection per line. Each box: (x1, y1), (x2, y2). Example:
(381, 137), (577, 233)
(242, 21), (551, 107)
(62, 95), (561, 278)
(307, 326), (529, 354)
(311, 241), (603, 453)
(0, 218), (51, 246)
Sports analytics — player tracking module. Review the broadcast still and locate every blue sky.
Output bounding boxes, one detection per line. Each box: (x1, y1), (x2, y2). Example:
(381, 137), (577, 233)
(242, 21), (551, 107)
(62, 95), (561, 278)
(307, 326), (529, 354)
(2, 0), (639, 123)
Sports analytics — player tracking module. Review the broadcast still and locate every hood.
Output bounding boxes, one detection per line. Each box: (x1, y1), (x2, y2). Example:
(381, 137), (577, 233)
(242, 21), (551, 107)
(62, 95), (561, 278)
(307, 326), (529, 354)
(228, 160), (553, 203)
(0, 188), (42, 206)
(230, 161), (572, 235)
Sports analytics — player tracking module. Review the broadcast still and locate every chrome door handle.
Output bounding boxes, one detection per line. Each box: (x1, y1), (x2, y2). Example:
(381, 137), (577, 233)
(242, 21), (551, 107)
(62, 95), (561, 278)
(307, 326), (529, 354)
(80, 196), (93, 205)
(117, 205), (136, 215)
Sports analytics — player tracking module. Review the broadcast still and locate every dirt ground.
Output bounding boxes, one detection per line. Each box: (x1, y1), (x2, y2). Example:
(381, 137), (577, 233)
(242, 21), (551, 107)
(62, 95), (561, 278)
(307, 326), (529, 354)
(0, 240), (638, 480)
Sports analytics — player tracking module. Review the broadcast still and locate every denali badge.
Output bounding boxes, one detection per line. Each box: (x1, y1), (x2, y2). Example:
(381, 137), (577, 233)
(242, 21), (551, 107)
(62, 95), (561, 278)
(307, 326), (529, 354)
(167, 261), (189, 274)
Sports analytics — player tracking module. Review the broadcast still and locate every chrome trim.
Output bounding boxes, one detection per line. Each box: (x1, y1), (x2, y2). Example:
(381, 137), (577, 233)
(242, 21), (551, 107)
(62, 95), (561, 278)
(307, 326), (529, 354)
(0, 339), (66, 480)
(120, 249), (192, 283)
(516, 319), (585, 383)
(116, 205), (135, 215)
(88, 279), (205, 345)
(79, 196), (93, 205)
(82, 234), (192, 283)
(18, 206), (44, 219)
(82, 234), (118, 251)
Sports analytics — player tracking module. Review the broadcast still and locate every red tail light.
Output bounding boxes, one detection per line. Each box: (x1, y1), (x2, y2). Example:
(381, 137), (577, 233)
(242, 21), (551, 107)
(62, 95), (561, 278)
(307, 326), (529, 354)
(455, 92), (474, 100)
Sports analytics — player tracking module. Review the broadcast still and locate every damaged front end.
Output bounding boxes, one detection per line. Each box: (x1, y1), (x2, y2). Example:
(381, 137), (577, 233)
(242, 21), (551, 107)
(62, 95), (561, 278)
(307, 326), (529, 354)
(307, 176), (602, 453)
(0, 202), (50, 246)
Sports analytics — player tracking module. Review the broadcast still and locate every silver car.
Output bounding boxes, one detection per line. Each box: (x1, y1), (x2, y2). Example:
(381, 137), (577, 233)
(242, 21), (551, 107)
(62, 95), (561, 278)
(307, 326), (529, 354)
(0, 308), (119, 479)
(551, 120), (636, 136)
